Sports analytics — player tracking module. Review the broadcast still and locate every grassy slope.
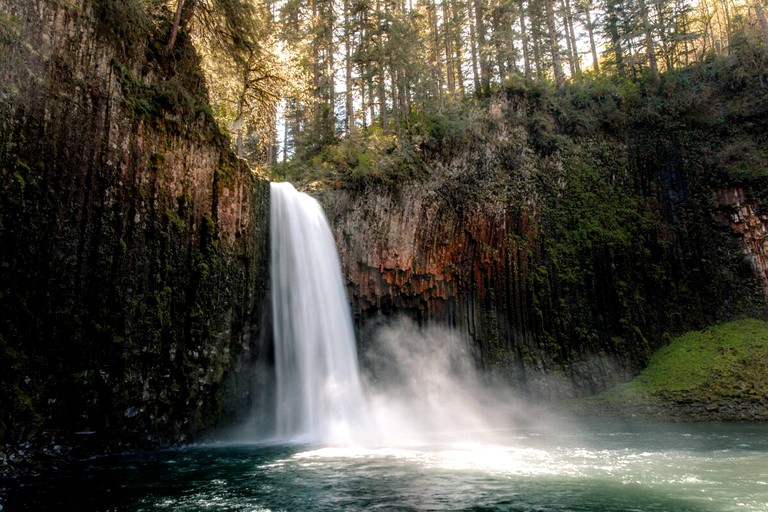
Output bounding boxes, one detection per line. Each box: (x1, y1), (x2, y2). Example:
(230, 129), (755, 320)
(573, 319), (768, 421)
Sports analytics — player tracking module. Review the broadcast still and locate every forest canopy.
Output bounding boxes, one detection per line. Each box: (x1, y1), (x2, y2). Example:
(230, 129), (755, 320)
(135, 0), (767, 175)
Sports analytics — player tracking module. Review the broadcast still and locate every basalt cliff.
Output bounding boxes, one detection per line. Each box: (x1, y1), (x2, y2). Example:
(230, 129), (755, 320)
(325, 64), (768, 399)
(0, 0), (269, 466)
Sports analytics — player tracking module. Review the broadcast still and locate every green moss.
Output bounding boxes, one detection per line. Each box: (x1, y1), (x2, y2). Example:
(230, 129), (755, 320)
(164, 207), (185, 233)
(155, 285), (173, 328)
(92, 0), (152, 59)
(602, 319), (768, 402)
(112, 58), (210, 137)
(113, 60), (160, 119)
(0, 12), (21, 46)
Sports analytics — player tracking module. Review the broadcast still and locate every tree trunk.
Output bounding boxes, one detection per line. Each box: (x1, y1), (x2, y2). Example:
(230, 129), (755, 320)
(638, 0), (658, 76)
(468, 0), (481, 91)
(564, 0), (580, 75)
(311, 0), (322, 144)
(605, 0), (625, 76)
(451, 0), (466, 95)
(531, 4), (544, 79)
(519, 1), (531, 79)
(344, 0), (354, 132)
(474, 0), (492, 93)
(283, 102), (289, 161)
(165, 0), (186, 55)
(561, 2), (576, 77)
(582, 1), (599, 73)
(544, 0), (564, 86)
(755, 0), (768, 49)
(443, 0), (456, 96)
(376, 0), (388, 128)
(428, 0), (445, 109)
(653, 1), (673, 71)
(491, 3), (507, 80)
(391, 68), (400, 127)
(327, 4), (336, 137)
(721, 0), (732, 52)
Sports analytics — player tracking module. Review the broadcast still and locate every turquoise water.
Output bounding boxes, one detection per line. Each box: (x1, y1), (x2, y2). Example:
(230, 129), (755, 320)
(6, 423), (768, 511)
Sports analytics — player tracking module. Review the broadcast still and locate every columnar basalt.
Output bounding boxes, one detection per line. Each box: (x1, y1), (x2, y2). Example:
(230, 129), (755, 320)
(325, 93), (768, 401)
(716, 187), (768, 301)
(0, 0), (269, 457)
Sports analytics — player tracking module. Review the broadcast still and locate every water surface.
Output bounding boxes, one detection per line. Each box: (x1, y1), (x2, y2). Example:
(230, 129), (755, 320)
(6, 423), (768, 511)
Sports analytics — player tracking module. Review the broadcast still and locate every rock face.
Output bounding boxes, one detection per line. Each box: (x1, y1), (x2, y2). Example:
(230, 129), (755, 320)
(327, 186), (580, 399)
(328, 187), (630, 400)
(325, 92), (768, 401)
(716, 187), (768, 301)
(0, 0), (269, 456)
(329, 180), (766, 400)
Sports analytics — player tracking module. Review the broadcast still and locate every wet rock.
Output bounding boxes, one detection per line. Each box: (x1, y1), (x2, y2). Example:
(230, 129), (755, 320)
(0, 0), (270, 463)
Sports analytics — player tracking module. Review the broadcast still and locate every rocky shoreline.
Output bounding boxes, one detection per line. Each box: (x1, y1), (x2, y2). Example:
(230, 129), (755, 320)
(563, 394), (768, 424)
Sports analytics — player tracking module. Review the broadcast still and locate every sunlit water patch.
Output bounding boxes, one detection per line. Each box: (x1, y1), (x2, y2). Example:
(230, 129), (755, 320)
(5, 423), (768, 511)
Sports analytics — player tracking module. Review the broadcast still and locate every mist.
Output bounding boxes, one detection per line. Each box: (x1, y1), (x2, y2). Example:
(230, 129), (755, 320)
(223, 315), (567, 447)
(359, 317), (546, 445)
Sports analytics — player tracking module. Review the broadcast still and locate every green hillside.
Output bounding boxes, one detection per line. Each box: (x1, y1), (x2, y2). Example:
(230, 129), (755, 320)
(575, 319), (768, 421)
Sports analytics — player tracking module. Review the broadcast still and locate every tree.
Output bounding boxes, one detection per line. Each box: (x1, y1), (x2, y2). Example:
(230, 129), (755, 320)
(200, 0), (768, 165)
(757, 0), (768, 49)
(166, 0), (187, 55)
(201, 41), (286, 159)
(603, 0), (627, 76)
(638, 0), (659, 76)
(519, 0), (533, 78)
(544, 0), (564, 86)
(577, 0), (601, 73)
(192, 0), (290, 162)
(473, 0), (493, 93)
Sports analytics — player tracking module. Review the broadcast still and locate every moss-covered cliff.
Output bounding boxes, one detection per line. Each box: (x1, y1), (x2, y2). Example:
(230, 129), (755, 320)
(569, 319), (768, 421)
(0, 0), (269, 462)
(323, 51), (768, 399)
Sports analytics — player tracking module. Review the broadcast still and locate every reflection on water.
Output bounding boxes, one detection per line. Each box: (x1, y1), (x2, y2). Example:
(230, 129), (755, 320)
(5, 423), (768, 511)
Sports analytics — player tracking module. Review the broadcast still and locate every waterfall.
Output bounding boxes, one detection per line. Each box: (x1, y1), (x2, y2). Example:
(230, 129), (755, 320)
(270, 182), (369, 444)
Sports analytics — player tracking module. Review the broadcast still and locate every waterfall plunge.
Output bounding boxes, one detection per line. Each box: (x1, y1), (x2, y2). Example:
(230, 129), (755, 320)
(270, 182), (369, 445)
(267, 182), (514, 448)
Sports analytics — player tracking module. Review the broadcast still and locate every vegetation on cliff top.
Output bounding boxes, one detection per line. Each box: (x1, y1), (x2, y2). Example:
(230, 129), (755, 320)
(257, 0), (768, 170)
(274, 39), (768, 192)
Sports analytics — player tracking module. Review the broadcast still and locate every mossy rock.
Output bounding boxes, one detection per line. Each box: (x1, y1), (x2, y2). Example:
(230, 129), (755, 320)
(567, 319), (768, 421)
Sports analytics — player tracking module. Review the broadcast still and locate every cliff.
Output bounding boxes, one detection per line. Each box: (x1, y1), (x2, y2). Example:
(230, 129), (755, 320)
(0, 0), (269, 464)
(325, 65), (768, 399)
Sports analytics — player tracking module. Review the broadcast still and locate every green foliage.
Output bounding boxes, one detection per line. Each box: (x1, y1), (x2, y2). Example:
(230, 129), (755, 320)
(190, 0), (289, 163)
(194, 0), (262, 56)
(0, 12), (21, 46)
(601, 319), (768, 402)
(270, 125), (422, 188)
(407, 105), (475, 158)
(92, 0), (154, 59)
(112, 53), (220, 141)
